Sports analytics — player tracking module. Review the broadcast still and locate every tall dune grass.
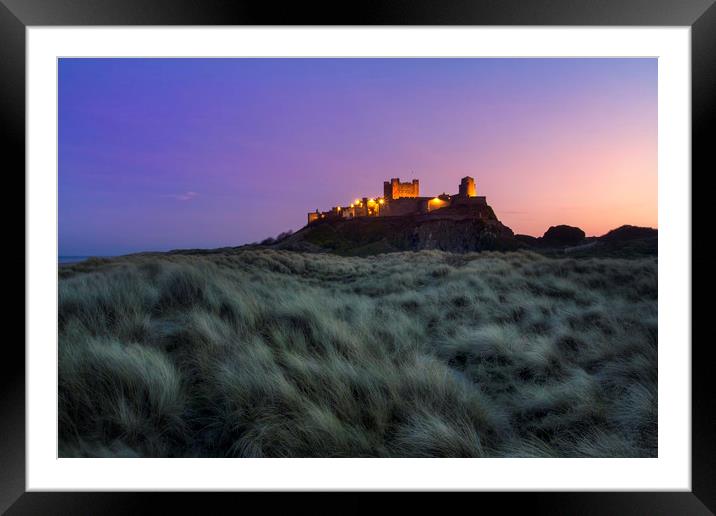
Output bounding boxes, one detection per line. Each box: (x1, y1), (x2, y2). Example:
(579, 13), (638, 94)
(58, 250), (657, 457)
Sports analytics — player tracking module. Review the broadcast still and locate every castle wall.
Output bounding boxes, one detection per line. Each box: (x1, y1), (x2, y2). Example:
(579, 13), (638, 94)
(383, 198), (423, 216)
(427, 197), (449, 212)
(342, 206), (358, 219)
(451, 195), (487, 206)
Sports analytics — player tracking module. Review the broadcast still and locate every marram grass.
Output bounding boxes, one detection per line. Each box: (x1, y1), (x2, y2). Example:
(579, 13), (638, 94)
(58, 250), (657, 457)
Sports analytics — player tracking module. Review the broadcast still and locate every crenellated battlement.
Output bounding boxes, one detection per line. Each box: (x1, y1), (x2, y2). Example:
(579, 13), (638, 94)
(384, 178), (420, 200)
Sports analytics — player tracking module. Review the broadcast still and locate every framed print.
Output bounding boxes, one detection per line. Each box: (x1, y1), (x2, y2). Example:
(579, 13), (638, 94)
(2, 0), (712, 513)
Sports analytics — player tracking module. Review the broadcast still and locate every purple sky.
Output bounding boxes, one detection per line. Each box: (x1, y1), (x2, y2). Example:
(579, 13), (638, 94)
(59, 58), (657, 256)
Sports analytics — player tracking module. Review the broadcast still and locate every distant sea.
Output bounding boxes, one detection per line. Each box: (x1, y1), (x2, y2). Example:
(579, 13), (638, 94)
(59, 256), (113, 264)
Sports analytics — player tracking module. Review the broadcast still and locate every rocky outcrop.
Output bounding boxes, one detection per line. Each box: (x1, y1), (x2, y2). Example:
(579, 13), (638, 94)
(406, 218), (518, 252)
(599, 225), (657, 242)
(542, 225), (586, 246)
(277, 202), (521, 255)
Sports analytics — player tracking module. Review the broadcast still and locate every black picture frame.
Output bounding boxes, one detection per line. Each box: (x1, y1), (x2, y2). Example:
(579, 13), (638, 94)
(2, 0), (711, 513)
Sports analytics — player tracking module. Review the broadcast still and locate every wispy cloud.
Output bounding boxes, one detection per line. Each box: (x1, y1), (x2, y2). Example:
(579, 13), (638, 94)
(164, 191), (199, 201)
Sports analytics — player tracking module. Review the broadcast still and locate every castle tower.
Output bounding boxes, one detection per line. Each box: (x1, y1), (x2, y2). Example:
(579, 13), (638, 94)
(458, 176), (477, 197)
(383, 180), (392, 200)
(383, 177), (420, 200)
(307, 209), (320, 224)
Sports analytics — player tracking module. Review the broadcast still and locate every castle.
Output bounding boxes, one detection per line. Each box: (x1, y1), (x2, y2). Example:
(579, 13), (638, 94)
(307, 176), (487, 224)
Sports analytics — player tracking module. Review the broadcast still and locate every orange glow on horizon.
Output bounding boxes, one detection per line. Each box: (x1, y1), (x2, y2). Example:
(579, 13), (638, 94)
(478, 135), (657, 237)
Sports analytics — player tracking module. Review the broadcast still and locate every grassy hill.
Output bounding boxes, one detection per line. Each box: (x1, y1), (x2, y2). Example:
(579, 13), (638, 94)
(58, 248), (657, 457)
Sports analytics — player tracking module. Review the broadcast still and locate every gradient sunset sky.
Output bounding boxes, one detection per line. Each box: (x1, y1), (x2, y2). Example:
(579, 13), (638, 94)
(59, 58), (657, 256)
